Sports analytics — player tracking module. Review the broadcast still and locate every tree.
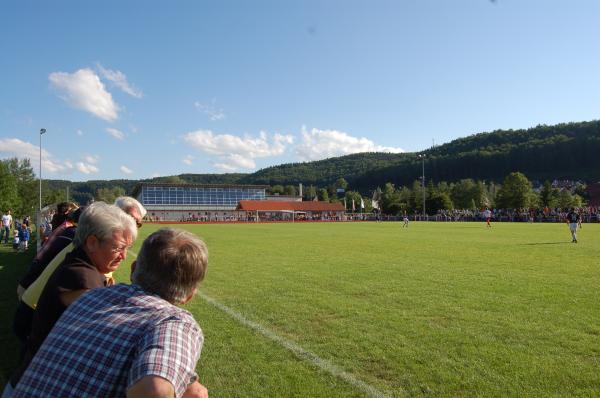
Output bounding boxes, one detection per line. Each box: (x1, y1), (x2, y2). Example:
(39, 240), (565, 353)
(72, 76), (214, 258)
(317, 188), (329, 202)
(345, 191), (363, 212)
(283, 185), (297, 196)
(270, 185), (284, 195)
(5, 158), (37, 215)
(495, 172), (534, 209)
(427, 191), (453, 213)
(0, 161), (19, 213)
(557, 190), (575, 209)
(96, 187), (126, 203)
(304, 185), (317, 201)
(539, 180), (558, 207)
(381, 183), (401, 215)
(335, 177), (348, 191)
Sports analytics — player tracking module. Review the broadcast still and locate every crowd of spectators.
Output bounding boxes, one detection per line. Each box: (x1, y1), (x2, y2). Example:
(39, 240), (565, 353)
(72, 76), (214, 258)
(435, 206), (600, 223)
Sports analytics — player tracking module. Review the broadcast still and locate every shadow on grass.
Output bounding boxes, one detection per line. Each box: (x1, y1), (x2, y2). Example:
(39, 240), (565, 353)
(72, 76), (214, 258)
(0, 241), (34, 387)
(518, 242), (571, 246)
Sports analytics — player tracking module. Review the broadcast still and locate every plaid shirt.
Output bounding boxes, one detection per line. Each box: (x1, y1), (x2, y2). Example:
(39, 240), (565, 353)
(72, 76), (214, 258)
(13, 284), (203, 398)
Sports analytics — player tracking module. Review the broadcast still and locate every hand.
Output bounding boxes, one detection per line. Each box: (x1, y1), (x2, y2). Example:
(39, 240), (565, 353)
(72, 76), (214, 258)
(17, 284), (25, 300)
(182, 381), (208, 398)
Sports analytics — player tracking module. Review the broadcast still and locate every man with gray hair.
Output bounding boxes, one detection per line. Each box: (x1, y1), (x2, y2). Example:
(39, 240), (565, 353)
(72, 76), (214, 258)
(114, 196), (147, 228)
(7, 202), (138, 392)
(12, 228), (209, 398)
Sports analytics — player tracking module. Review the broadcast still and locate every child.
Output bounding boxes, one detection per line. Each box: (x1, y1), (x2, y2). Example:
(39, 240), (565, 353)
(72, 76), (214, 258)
(12, 229), (19, 251)
(18, 223), (29, 252)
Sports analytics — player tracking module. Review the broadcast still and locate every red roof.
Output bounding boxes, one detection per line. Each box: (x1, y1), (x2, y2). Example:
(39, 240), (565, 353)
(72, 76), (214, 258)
(237, 200), (345, 212)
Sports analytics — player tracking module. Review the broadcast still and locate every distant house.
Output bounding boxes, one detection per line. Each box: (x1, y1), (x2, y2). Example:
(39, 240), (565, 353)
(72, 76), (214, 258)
(586, 182), (600, 206)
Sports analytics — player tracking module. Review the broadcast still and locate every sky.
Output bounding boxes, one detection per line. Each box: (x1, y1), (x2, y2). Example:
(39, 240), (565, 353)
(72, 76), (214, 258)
(1, 0), (599, 181)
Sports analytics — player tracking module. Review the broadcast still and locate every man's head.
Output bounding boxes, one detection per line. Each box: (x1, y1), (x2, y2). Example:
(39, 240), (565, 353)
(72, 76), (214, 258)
(74, 202), (138, 274)
(114, 197), (147, 228)
(132, 228), (208, 304)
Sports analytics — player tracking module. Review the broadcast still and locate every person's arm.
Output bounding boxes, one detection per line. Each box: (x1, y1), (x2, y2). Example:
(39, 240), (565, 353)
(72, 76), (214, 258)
(59, 288), (90, 306)
(127, 375), (175, 398)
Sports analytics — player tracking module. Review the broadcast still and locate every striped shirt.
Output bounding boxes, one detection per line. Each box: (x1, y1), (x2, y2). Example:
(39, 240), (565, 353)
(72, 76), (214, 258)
(13, 284), (203, 398)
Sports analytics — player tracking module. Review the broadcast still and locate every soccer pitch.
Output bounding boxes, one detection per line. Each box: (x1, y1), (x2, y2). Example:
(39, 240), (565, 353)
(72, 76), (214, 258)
(115, 221), (600, 397)
(1, 221), (599, 397)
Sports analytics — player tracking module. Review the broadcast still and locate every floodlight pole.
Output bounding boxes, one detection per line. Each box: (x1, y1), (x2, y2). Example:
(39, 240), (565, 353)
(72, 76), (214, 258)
(39, 128), (46, 211)
(418, 154), (426, 220)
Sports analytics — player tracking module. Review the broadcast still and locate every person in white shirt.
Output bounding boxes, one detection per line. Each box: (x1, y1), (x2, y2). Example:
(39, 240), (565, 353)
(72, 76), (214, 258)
(2, 209), (13, 244)
(483, 208), (492, 228)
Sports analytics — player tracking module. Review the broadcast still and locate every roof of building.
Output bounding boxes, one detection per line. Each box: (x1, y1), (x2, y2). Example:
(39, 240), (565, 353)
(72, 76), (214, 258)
(237, 200), (345, 212)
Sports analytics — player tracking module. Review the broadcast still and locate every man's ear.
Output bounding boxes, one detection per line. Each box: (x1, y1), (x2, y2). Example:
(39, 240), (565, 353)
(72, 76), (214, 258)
(85, 235), (100, 252)
(180, 288), (198, 305)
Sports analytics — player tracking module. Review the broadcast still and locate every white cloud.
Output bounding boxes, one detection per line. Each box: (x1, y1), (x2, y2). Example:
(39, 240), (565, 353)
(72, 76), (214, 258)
(120, 165), (133, 175)
(76, 129), (84, 136)
(194, 100), (226, 121)
(76, 162), (99, 174)
(106, 127), (125, 141)
(0, 138), (72, 174)
(49, 68), (119, 122)
(295, 127), (404, 161)
(182, 155), (194, 165)
(97, 64), (143, 98)
(84, 154), (99, 164)
(183, 129), (294, 171)
(214, 163), (238, 172)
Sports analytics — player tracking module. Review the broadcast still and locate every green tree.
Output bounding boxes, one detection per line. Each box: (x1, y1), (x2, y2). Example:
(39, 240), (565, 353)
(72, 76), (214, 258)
(270, 185), (284, 195)
(495, 172), (534, 209)
(345, 191), (363, 212)
(0, 161), (19, 213)
(427, 191), (453, 213)
(304, 185), (317, 200)
(317, 188), (329, 202)
(335, 177), (349, 191)
(539, 181), (558, 207)
(283, 185), (297, 196)
(381, 183), (401, 215)
(96, 187), (126, 203)
(5, 158), (37, 216)
(556, 190), (575, 209)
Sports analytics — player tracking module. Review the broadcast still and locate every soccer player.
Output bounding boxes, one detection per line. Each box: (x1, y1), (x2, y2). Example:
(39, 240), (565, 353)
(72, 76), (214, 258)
(566, 208), (581, 243)
(402, 211), (409, 227)
(483, 208), (492, 228)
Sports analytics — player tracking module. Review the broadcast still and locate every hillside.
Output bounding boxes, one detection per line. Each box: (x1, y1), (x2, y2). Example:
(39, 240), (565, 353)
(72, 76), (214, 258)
(47, 119), (600, 200)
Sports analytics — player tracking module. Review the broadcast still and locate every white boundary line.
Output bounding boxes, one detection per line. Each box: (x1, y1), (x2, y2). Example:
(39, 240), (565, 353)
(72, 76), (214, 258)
(198, 292), (392, 398)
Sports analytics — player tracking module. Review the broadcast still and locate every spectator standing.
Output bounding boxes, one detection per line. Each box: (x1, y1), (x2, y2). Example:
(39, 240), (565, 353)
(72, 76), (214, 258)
(4, 202), (138, 393)
(12, 229), (19, 251)
(1, 209), (13, 244)
(18, 224), (29, 252)
(12, 228), (209, 398)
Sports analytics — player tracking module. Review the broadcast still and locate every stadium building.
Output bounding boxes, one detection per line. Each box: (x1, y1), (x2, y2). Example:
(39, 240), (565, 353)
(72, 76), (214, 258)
(132, 182), (346, 222)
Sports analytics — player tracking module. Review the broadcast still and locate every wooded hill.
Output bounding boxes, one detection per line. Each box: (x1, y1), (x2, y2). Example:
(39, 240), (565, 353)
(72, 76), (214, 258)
(48, 119), (600, 202)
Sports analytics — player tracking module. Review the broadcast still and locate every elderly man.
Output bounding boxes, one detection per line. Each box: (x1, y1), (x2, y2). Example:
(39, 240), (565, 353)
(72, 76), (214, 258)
(6, 201), (138, 393)
(12, 197), (146, 348)
(12, 228), (209, 398)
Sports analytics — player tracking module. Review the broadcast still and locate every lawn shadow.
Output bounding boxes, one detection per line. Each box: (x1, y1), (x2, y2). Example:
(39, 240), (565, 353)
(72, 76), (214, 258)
(0, 242), (34, 386)
(518, 242), (571, 246)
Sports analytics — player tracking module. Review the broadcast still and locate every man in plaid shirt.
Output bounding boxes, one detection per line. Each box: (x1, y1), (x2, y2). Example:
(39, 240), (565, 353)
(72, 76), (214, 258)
(11, 228), (209, 398)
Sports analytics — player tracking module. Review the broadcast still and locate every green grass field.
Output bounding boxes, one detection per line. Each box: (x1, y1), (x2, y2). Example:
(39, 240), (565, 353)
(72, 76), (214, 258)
(1, 221), (599, 397)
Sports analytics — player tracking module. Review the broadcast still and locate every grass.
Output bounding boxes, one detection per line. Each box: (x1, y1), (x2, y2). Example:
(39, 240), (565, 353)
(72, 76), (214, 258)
(2, 221), (600, 397)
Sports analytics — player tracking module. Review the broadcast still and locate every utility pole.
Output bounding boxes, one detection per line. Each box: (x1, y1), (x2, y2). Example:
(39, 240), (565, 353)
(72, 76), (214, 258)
(418, 154), (426, 220)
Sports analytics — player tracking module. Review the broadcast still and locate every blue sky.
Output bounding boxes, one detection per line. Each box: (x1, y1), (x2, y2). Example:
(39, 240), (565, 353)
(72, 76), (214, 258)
(1, 0), (599, 181)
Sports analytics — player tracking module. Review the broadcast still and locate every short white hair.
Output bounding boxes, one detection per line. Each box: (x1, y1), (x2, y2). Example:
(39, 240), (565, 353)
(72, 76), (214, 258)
(73, 202), (137, 247)
(114, 196), (147, 218)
